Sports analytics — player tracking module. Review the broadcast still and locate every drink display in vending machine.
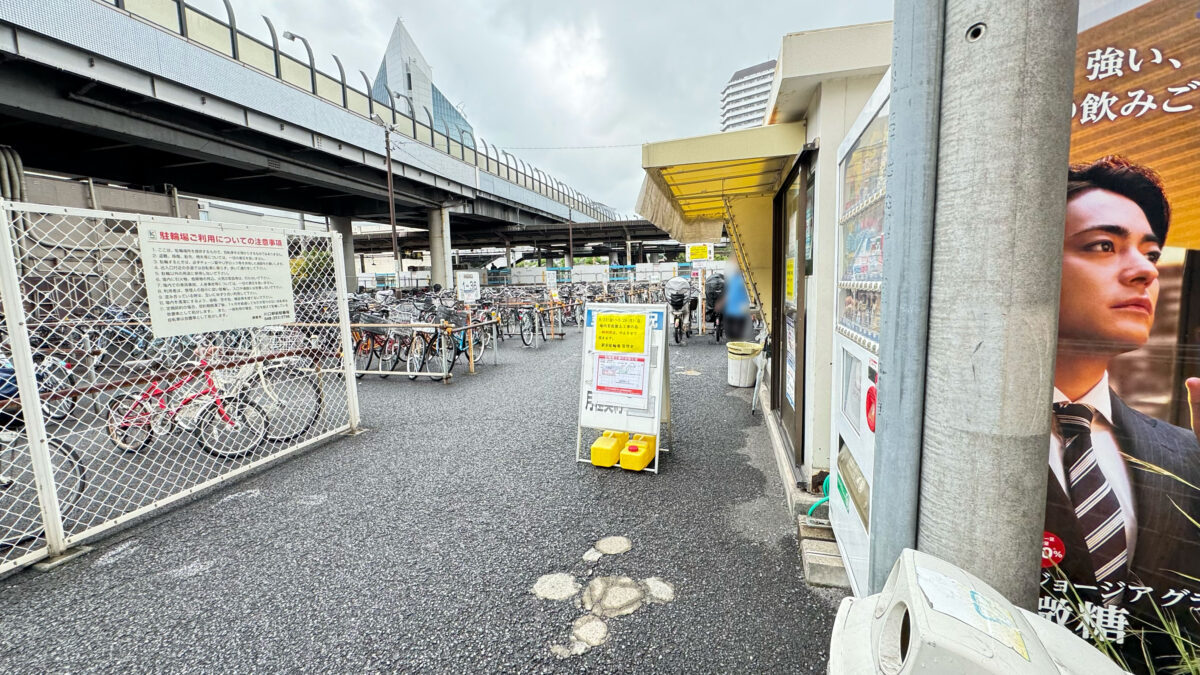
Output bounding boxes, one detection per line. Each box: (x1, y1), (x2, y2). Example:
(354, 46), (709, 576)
(830, 73), (890, 596)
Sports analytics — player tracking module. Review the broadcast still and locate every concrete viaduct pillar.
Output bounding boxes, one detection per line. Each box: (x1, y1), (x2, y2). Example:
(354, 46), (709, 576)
(428, 206), (452, 290)
(328, 215), (357, 292)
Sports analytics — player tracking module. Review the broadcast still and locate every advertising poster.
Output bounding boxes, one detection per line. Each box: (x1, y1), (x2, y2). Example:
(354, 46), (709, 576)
(1038, 2), (1200, 671)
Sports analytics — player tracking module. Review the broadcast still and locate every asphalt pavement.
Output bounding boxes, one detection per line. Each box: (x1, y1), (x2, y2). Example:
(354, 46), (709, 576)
(0, 326), (846, 673)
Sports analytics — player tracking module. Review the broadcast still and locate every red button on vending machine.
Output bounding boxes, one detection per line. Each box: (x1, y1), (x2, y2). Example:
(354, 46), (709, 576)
(865, 385), (877, 432)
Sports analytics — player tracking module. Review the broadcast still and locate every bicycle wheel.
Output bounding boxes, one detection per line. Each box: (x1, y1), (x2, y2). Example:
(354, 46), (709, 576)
(248, 365), (322, 443)
(424, 334), (456, 380)
(519, 314), (534, 347)
(538, 313), (547, 342)
(0, 432), (87, 550)
(674, 320), (683, 345)
(106, 393), (155, 453)
(377, 336), (400, 379)
(406, 334), (427, 380)
(353, 336), (374, 378)
(39, 361), (76, 422)
(194, 397), (267, 459)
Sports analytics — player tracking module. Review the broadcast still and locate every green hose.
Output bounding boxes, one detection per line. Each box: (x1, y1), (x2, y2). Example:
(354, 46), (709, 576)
(807, 474), (831, 517)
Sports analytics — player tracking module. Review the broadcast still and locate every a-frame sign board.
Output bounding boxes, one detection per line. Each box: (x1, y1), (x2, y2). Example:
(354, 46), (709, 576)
(575, 303), (672, 473)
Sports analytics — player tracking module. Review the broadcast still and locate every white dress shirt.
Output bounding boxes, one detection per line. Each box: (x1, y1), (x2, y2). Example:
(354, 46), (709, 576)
(1050, 372), (1138, 562)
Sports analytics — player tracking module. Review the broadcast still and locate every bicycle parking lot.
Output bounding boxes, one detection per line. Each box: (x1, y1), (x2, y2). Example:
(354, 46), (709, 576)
(0, 201), (846, 671)
(0, 326), (845, 672)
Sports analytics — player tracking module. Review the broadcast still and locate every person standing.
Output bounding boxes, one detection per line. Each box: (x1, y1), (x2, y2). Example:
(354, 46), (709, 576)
(722, 262), (750, 341)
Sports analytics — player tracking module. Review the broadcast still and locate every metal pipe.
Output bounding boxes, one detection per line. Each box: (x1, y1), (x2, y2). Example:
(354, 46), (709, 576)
(331, 54), (348, 107)
(358, 70), (374, 117)
(392, 92), (416, 137)
(261, 16), (281, 78)
(281, 31), (317, 94)
(176, 0), (188, 37)
(871, 0), (944, 594)
(221, 0), (238, 59)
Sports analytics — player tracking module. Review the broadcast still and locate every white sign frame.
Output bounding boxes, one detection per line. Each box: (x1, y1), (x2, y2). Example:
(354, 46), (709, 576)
(138, 220), (295, 338)
(575, 302), (672, 473)
(456, 271), (481, 303)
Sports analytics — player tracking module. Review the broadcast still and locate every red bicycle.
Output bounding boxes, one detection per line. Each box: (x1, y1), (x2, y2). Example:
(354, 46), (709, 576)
(106, 359), (266, 458)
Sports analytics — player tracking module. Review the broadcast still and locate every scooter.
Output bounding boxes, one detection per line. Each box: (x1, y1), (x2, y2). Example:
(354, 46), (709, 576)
(664, 276), (697, 345)
(704, 272), (726, 344)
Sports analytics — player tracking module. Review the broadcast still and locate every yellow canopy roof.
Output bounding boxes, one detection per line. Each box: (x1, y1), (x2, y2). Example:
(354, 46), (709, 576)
(636, 122), (806, 242)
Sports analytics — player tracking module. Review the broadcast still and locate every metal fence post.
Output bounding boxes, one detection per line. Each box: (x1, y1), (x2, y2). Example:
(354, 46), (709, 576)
(441, 326), (450, 384)
(330, 231), (361, 432)
(0, 205), (68, 554)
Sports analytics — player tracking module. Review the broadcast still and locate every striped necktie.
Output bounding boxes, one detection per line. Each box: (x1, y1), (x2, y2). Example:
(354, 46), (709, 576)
(1053, 402), (1128, 590)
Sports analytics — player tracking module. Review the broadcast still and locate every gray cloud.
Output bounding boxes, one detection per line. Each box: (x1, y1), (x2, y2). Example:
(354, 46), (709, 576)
(188, 0), (892, 214)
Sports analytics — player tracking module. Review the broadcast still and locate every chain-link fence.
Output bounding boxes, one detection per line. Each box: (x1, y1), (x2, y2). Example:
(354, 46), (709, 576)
(0, 201), (358, 575)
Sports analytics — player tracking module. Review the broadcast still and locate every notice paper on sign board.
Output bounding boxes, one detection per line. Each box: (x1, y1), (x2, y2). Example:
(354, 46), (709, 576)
(138, 222), (295, 338)
(457, 271), (480, 303)
(593, 313), (649, 354)
(686, 243), (713, 262)
(593, 353), (650, 409)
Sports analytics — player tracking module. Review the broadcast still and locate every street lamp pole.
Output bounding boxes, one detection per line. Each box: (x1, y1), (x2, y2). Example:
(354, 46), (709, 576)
(372, 114), (402, 289)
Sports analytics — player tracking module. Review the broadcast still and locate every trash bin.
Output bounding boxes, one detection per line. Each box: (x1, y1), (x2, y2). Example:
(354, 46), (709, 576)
(727, 341), (762, 387)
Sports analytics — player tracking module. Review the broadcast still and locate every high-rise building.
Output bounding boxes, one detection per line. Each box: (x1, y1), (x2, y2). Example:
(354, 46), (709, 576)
(720, 59), (776, 132)
(373, 20), (475, 147)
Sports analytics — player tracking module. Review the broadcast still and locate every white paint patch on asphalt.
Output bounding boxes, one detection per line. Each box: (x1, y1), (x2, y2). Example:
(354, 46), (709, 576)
(594, 536), (631, 555)
(93, 540), (140, 568)
(571, 614), (609, 646)
(165, 560), (215, 578)
(532, 573), (581, 601)
(643, 577), (676, 603)
(217, 489), (261, 504)
(296, 494), (327, 506)
(536, 538), (676, 658)
(582, 576), (644, 617)
(681, 369), (702, 376)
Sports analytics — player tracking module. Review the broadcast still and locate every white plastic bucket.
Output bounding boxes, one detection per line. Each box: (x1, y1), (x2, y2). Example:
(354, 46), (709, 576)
(727, 341), (762, 387)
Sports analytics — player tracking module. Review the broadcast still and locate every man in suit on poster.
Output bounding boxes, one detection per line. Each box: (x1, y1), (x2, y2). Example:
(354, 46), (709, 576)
(1046, 156), (1200, 667)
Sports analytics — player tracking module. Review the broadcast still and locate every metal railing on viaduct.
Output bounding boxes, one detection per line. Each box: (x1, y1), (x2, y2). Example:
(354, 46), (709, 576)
(0, 0), (619, 223)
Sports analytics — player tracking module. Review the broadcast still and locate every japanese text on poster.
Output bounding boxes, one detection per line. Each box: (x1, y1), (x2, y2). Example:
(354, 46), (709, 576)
(138, 222), (295, 338)
(593, 353), (650, 409)
(594, 313), (648, 354)
(686, 243), (713, 261)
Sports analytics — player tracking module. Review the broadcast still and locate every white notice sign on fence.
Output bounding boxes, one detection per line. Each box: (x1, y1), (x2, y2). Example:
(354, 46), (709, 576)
(138, 222), (295, 338)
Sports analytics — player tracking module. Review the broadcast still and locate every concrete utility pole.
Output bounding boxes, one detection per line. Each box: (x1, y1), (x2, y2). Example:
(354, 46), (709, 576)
(914, 0), (1078, 610)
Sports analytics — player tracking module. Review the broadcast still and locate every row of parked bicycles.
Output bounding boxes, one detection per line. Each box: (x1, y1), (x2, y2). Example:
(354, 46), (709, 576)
(345, 283), (609, 380)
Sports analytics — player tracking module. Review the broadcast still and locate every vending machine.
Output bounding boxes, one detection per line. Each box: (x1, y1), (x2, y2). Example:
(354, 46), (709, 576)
(830, 74), (890, 595)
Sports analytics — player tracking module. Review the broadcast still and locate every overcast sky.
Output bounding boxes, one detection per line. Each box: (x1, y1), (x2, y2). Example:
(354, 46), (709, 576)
(189, 0), (893, 215)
